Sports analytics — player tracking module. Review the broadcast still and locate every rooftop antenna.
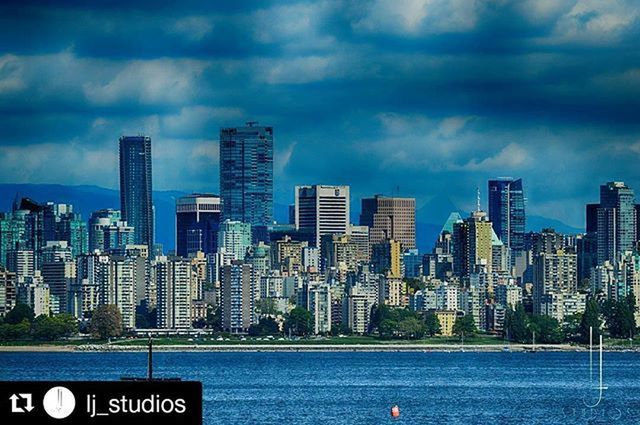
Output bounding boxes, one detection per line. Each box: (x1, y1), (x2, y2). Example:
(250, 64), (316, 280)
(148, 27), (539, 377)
(476, 186), (481, 212)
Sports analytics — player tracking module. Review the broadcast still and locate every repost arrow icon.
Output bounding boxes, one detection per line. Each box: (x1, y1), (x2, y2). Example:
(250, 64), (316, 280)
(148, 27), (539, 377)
(9, 393), (33, 413)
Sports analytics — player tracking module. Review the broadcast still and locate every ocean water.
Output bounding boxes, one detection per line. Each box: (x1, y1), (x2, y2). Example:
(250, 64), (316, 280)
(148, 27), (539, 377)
(1, 351), (640, 424)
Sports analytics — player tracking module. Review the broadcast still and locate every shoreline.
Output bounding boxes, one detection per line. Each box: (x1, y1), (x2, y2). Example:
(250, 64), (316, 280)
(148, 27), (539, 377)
(2, 343), (636, 353)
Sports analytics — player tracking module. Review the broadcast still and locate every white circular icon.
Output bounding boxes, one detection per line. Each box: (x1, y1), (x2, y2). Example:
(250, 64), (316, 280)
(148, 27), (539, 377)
(43, 386), (76, 419)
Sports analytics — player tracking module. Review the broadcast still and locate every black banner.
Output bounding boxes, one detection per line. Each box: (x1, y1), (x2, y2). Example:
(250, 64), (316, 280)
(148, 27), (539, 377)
(0, 381), (202, 425)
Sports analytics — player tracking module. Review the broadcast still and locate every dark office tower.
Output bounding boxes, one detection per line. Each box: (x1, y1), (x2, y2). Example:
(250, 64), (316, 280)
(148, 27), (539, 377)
(119, 136), (154, 251)
(596, 181), (637, 265)
(219, 123), (273, 237)
(586, 204), (599, 234)
(488, 178), (526, 253)
(175, 194), (222, 258)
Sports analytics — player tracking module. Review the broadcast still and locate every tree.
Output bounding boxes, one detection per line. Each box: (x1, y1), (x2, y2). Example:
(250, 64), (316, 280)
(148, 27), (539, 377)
(578, 297), (602, 344)
(605, 295), (637, 339)
(505, 303), (529, 343)
(528, 315), (564, 344)
(248, 317), (281, 336)
(330, 323), (351, 336)
(397, 317), (425, 339)
(562, 313), (582, 342)
(56, 314), (79, 337)
(135, 305), (155, 329)
(368, 303), (389, 334)
(626, 295), (638, 338)
(0, 319), (31, 341)
(4, 303), (34, 325)
(378, 319), (397, 339)
(424, 312), (441, 337)
(89, 305), (122, 339)
(32, 315), (77, 341)
(206, 306), (222, 331)
(452, 315), (477, 338)
(284, 307), (313, 336)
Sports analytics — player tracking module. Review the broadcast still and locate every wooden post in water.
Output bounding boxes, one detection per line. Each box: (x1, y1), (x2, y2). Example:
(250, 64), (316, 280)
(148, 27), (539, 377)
(148, 333), (153, 381)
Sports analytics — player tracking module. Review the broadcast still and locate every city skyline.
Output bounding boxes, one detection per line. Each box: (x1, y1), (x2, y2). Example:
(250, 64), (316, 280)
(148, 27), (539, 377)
(1, 1), (640, 230)
(2, 3), (640, 423)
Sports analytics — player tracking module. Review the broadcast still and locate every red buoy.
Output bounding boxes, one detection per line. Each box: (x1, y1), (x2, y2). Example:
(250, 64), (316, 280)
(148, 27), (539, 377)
(391, 405), (400, 418)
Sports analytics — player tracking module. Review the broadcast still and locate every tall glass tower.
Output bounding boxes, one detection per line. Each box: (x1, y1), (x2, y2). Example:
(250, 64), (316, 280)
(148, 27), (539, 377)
(488, 178), (526, 253)
(597, 181), (637, 265)
(219, 123), (273, 236)
(119, 136), (154, 251)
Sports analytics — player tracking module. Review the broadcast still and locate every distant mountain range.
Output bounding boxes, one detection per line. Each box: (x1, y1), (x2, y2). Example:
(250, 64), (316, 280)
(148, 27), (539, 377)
(0, 184), (584, 253)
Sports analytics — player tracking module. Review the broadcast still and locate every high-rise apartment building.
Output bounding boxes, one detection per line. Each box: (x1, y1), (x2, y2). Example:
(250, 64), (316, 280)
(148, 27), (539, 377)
(101, 256), (136, 329)
(360, 195), (416, 249)
(42, 259), (76, 315)
(219, 123), (273, 233)
(176, 194), (222, 258)
(220, 262), (254, 333)
(57, 211), (88, 258)
(321, 234), (359, 273)
(348, 224), (370, 263)
(488, 178), (525, 258)
(18, 273), (50, 317)
(217, 220), (252, 261)
(75, 253), (108, 319)
(272, 236), (307, 274)
(371, 239), (402, 278)
(532, 250), (578, 315)
(453, 211), (493, 277)
(155, 256), (192, 330)
(595, 182), (637, 265)
(0, 211), (27, 269)
(305, 282), (332, 334)
(6, 249), (34, 277)
(295, 185), (350, 247)
(119, 136), (154, 251)
(0, 267), (17, 318)
(344, 286), (376, 335)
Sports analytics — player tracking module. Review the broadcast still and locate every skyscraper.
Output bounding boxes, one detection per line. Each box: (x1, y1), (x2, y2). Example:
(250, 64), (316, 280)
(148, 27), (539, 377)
(488, 178), (526, 253)
(453, 211), (493, 278)
(155, 256), (192, 330)
(219, 123), (273, 234)
(220, 261), (254, 333)
(42, 259), (76, 314)
(360, 195), (416, 250)
(295, 185), (350, 247)
(88, 209), (134, 252)
(532, 250), (578, 315)
(596, 181), (637, 265)
(217, 220), (252, 261)
(119, 135), (154, 251)
(0, 267), (17, 318)
(175, 194), (222, 258)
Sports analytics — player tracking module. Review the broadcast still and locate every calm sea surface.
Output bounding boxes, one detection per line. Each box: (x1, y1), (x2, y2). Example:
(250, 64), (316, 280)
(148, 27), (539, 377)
(1, 351), (640, 424)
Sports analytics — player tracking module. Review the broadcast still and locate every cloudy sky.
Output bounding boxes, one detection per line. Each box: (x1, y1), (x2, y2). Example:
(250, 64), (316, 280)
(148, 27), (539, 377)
(1, 0), (639, 227)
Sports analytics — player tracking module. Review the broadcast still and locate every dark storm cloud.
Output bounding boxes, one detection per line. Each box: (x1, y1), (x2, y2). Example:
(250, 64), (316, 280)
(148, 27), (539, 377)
(1, 0), (640, 228)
